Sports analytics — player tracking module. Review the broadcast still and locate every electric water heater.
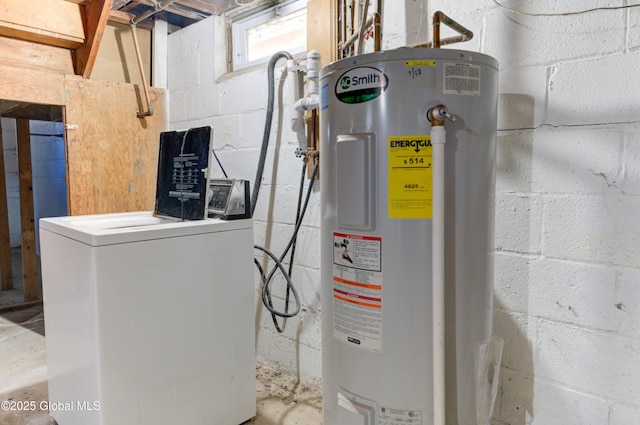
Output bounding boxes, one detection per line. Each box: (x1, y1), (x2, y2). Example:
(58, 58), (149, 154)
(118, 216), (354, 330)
(320, 48), (500, 425)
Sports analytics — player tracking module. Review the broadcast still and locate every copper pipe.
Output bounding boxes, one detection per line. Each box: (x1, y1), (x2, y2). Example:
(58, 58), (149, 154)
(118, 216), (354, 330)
(373, 11), (381, 52)
(130, 23), (154, 118)
(341, 15), (374, 50)
(356, 0), (370, 55)
(432, 10), (473, 48)
(341, 12), (381, 52)
(340, 0), (346, 49)
(433, 11), (473, 49)
(432, 11), (442, 48)
(405, 10), (473, 49)
(339, 0), (382, 57)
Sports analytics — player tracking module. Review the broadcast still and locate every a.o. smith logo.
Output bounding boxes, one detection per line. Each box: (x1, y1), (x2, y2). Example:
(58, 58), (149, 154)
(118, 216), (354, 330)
(335, 66), (388, 104)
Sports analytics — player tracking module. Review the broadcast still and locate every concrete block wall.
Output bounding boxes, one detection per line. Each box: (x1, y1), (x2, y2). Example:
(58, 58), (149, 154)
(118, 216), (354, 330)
(167, 15), (322, 386)
(167, 0), (640, 421)
(1, 118), (21, 246)
(423, 0), (640, 423)
(30, 121), (68, 254)
(0, 118), (67, 250)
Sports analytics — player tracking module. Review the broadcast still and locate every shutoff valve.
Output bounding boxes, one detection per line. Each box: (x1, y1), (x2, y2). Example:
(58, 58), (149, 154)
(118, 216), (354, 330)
(428, 105), (456, 126)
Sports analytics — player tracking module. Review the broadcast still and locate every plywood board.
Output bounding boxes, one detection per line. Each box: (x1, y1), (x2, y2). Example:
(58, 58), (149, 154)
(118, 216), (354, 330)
(91, 22), (151, 85)
(63, 78), (167, 215)
(307, 0), (338, 66)
(0, 65), (67, 107)
(0, 63), (167, 217)
(0, 36), (75, 75)
(0, 0), (85, 48)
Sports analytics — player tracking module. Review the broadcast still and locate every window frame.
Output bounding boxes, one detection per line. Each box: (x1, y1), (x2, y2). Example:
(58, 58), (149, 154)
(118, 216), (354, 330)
(230, 0), (307, 71)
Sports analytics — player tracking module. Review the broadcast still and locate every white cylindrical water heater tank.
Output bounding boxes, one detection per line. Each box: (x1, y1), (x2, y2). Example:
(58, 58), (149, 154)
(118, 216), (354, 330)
(319, 49), (499, 425)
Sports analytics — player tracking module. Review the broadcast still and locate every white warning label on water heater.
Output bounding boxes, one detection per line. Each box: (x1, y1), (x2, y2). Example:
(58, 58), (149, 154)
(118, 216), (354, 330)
(379, 407), (422, 425)
(332, 232), (383, 352)
(443, 62), (481, 96)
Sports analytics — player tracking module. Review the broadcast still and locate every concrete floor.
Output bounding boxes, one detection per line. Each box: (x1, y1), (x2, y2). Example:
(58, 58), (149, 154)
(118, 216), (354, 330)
(0, 248), (322, 425)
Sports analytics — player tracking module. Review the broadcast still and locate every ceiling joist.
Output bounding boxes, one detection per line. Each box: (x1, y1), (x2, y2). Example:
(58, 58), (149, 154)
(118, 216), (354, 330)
(0, 0), (239, 78)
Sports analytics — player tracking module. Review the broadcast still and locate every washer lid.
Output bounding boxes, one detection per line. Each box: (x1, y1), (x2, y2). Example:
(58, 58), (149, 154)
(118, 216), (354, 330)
(39, 211), (252, 246)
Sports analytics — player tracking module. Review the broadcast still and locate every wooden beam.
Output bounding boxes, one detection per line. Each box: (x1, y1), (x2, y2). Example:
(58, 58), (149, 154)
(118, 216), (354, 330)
(108, 10), (153, 30)
(0, 36), (75, 75)
(74, 0), (114, 78)
(306, 0), (336, 175)
(0, 299), (43, 314)
(0, 121), (13, 291)
(111, 0), (130, 8)
(0, 101), (22, 116)
(0, 0), (85, 49)
(0, 100), (63, 122)
(307, 0), (338, 66)
(16, 119), (38, 302)
(0, 23), (83, 50)
(108, 9), (135, 25)
(0, 65), (67, 107)
(130, 0), (207, 21)
(174, 0), (217, 15)
(163, 4), (207, 20)
(118, 0), (142, 13)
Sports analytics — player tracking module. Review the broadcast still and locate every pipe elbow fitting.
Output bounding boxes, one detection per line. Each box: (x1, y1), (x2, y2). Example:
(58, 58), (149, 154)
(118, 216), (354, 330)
(294, 95), (320, 113)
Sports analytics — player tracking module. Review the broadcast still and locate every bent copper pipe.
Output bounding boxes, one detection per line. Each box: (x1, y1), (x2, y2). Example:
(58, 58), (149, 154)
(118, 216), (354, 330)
(130, 22), (154, 118)
(406, 11), (473, 49)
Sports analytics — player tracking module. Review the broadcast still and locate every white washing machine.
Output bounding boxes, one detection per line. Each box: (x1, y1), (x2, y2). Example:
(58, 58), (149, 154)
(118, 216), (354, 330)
(40, 211), (256, 425)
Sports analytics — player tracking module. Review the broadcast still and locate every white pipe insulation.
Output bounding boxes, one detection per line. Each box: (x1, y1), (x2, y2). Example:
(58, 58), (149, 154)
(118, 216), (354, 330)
(429, 105), (454, 425)
(294, 50), (322, 113)
(431, 125), (446, 425)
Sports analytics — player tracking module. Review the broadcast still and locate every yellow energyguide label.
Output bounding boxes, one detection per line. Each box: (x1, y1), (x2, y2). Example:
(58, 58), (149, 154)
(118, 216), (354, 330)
(388, 135), (433, 219)
(404, 60), (437, 67)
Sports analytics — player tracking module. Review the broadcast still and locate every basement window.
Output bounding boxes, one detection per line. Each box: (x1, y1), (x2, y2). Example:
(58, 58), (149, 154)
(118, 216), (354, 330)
(231, 0), (307, 71)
